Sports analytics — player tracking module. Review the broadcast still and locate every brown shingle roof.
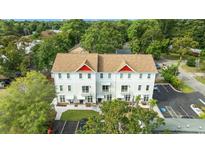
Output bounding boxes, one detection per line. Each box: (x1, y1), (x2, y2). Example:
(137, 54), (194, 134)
(52, 53), (98, 72)
(51, 53), (157, 73)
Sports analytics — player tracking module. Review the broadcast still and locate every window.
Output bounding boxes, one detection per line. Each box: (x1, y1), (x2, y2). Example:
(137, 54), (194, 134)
(125, 95), (131, 101)
(105, 94), (112, 101)
(128, 73), (131, 78)
(59, 95), (65, 102)
(67, 73), (70, 79)
(108, 73), (111, 79)
(146, 85), (150, 91)
(86, 96), (93, 103)
(88, 73), (91, 79)
(147, 74), (151, 79)
(138, 85), (142, 91)
(143, 95), (149, 101)
(58, 73), (62, 79)
(120, 73), (123, 79)
(139, 73), (143, 79)
(60, 85), (63, 91)
(82, 86), (89, 93)
(79, 73), (82, 79)
(121, 85), (128, 92)
(100, 73), (103, 79)
(102, 85), (109, 92)
(68, 85), (71, 92)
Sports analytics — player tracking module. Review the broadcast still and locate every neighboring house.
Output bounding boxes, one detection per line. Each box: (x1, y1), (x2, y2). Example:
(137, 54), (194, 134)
(190, 48), (201, 56)
(51, 53), (157, 104)
(69, 44), (89, 54)
(17, 40), (41, 54)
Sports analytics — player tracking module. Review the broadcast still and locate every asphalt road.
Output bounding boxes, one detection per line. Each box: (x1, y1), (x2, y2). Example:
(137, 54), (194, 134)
(153, 84), (205, 118)
(178, 67), (205, 96)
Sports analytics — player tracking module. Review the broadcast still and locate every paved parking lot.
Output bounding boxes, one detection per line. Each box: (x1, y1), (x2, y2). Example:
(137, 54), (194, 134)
(53, 121), (79, 134)
(153, 84), (205, 119)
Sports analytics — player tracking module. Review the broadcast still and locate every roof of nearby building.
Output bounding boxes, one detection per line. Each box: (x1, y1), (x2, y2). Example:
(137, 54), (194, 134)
(0, 75), (8, 80)
(69, 44), (89, 54)
(51, 53), (157, 73)
(116, 49), (131, 54)
(155, 118), (205, 133)
(190, 48), (202, 54)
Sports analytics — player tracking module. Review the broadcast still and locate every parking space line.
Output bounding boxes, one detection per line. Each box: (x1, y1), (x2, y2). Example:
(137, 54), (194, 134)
(165, 106), (178, 118)
(60, 121), (67, 134)
(199, 99), (205, 105)
(162, 85), (169, 93)
(75, 121), (80, 134)
(179, 105), (190, 118)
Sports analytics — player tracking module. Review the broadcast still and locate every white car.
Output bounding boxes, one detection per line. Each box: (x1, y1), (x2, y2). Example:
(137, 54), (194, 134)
(0, 81), (5, 88)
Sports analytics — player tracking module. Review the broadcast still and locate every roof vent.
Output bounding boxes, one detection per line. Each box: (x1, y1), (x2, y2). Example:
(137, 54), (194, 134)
(177, 125), (181, 129)
(199, 126), (202, 129)
(186, 124), (190, 128)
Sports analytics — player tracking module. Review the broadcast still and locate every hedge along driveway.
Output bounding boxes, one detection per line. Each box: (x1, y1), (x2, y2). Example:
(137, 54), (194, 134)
(60, 110), (99, 121)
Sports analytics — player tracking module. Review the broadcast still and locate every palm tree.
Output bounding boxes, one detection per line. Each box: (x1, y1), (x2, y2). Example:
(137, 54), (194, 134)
(148, 99), (157, 110)
(135, 95), (141, 107)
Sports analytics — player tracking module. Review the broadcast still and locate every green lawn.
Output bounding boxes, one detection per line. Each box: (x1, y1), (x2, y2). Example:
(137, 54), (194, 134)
(181, 64), (202, 73)
(180, 83), (194, 93)
(195, 76), (205, 85)
(60, 110), (99, 121)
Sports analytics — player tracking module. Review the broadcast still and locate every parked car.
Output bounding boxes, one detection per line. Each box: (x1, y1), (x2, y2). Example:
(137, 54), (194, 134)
(155, 63), (161, 69)
(154, 86), (159, 91)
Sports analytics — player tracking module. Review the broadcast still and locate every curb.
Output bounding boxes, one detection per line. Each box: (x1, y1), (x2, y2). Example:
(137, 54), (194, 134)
(155, 83), (183, 93)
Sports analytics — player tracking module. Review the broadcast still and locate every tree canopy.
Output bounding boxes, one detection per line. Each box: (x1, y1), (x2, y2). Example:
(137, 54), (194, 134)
(81, 21), (125, 53)
(80, 99), (164, 134)
(61, 19), (89, 44)
(0, 71), (55, 133)
(33, 32), (74, 70)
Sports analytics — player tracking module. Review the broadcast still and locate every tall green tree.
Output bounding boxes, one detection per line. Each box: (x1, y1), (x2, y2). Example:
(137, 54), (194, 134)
(146, 39), (169, 59)
(128, 20), (166, 56)
(81, 21), (125, 53)
(172, 36), (199, 65)
(61, 19), (88, 44)
(0, 43), (28, 78)
(0, 71), (56, 134)
(34, 32), (73, 70)
(80, 100), (164, 134)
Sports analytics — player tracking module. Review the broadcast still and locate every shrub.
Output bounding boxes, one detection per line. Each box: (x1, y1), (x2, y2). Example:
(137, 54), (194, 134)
(186, 57), (196, 67)
(199, 60), (205, 71)
(171, 76), (182, 89)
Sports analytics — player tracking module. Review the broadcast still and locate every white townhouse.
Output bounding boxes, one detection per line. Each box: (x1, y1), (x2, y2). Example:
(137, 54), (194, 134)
(51, 53), (157, 105)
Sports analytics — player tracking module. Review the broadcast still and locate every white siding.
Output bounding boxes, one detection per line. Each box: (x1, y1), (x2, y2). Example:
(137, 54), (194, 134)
(52, 71), (156, 103)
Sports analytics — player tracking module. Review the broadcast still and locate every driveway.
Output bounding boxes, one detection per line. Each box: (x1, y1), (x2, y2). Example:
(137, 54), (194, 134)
(153, 84), (205, 118)
(156, 59), (205, 96)
(178, 66), (205, 96)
